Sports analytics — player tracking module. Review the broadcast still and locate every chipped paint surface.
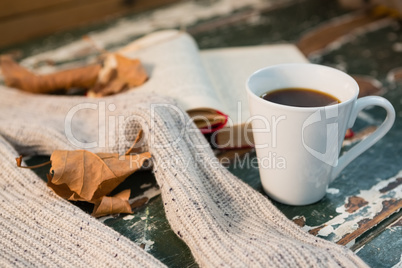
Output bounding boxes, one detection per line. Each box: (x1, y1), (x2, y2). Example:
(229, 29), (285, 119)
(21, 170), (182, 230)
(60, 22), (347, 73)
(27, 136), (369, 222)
(301, 170), (402, 245)
(292, 215), (306, 227)
(129, 186), (161, 203)
(97, 215), (115, 223)
(140, 183), (153, 189)
(326, 188), (340, 194)
(345, 196), (369, 213)
(355, 244), (365, 253)
(123, 214), (135, 221)
(140, 239), (155, 252)
(134, 207), (155, 252)
(97, 187), (161, 222)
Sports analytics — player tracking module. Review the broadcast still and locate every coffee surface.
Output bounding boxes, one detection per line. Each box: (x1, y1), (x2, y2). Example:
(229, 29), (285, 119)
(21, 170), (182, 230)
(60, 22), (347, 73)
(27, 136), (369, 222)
(261, 87), (340, 107)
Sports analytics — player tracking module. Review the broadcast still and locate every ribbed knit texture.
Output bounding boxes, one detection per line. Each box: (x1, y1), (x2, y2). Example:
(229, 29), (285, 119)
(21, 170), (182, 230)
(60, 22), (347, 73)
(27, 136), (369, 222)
(0, 86), (368, 267)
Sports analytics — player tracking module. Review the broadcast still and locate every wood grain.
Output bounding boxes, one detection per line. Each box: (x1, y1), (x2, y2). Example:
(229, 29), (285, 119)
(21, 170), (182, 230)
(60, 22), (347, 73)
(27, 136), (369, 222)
(337, 199), (402, 246)
(297, 11), (383, 56)
(0, 0), (179, 48)
(0, 0), (71, 19)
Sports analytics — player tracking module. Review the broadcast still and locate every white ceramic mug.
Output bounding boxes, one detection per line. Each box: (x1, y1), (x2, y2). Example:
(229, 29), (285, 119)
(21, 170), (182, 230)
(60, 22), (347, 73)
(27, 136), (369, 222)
(246, 63), (395, 205)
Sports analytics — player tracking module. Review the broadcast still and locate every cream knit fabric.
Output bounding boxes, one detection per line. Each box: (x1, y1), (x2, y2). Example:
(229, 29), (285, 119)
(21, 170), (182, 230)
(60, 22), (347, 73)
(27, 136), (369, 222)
(0, 86), (368, 267)
(0, 135), (165, 268)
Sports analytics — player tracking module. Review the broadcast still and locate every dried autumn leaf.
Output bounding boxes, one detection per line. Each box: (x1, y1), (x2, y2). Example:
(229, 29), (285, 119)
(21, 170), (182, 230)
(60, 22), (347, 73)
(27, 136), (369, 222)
(89, 79), (127, 97)
(114, 54), (147, 87)
(47, 173), (75, 200)
(88, 53), (147, 97)
(92, 189), (132, 218)
(96, 52), (117, 84)
(17, 130), (149, 217)
(0, 55), (101, 94)
(48, 150), (151, 202)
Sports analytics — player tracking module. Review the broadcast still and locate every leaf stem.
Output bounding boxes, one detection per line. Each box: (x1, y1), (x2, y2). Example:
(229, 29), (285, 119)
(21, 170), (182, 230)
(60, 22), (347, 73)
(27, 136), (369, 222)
(16, 155), (51, 169)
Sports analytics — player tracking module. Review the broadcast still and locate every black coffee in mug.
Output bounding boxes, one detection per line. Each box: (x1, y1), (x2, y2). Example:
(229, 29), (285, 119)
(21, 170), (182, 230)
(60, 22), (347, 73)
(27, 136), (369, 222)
(261, 87), (340, 107)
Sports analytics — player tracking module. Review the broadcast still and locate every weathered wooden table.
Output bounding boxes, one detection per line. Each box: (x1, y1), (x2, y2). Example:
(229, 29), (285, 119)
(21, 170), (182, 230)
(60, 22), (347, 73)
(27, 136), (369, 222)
(6, 0), (401, 267)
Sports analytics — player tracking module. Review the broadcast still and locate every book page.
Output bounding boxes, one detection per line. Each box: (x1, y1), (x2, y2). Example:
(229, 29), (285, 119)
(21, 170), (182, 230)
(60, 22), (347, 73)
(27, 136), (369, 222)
(200, 44), (309, 124)
(119, 30), (222, 112)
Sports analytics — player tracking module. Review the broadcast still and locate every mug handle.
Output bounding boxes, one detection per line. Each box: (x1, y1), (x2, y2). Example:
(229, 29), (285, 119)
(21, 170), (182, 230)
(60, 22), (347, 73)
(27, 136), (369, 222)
(331, 96), (395, 181)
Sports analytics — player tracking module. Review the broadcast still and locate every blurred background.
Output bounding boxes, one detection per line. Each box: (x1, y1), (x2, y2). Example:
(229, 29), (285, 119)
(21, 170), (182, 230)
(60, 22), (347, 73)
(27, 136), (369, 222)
(0, 0), (401, 51)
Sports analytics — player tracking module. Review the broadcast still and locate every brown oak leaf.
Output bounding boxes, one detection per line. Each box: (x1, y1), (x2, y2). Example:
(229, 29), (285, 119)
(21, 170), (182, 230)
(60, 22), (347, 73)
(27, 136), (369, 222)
(0, 55), (101, 94)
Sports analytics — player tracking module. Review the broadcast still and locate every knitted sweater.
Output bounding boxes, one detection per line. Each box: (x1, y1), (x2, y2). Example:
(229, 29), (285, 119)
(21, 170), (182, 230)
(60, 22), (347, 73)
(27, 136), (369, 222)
(0, 86), (368, 267)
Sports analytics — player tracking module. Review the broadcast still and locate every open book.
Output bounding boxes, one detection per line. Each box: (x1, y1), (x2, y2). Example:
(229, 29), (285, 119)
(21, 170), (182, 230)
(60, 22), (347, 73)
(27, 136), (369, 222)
(116, 30), (309, 148)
